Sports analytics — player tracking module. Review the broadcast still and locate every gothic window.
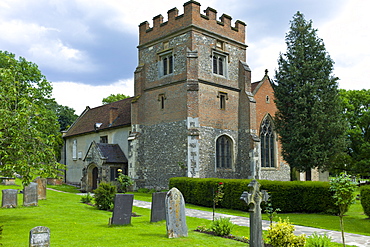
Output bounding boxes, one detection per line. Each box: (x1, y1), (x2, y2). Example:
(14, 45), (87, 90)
(212, 53), (225, 76)
(159, 50), (173, 77)
(216, 135), (232, 169)
(260, 117), (275, 168)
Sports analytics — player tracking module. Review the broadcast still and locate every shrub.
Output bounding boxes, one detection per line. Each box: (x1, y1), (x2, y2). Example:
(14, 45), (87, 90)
(169, 177), (337, 213)
(210, 217), (234, 236)
(306, 232), (332, 247)
(265, 218), (306, 247)
(93, 183), (117, 210)
(330, 174), (357, 246)
(116, 172), (133, 193)
(80, 192), (93, 203)
(361, 185), (370, 218)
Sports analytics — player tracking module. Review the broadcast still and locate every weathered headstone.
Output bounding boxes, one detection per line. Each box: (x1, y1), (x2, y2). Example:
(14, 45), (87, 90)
(111, 194), (134, 225)
(29, 226), (50, 247)
(1, 177), (16, 185)
(2, 189), (18, 208)
(34, 178), (47, 200)
(150, 192), (166, 222)
(240, 179), (269, 247)
(23, 182), (38, 207)
(165, 187), (188, 238)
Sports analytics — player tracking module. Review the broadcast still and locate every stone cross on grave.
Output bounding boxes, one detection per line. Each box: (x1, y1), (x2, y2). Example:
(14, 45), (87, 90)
(240, 179), (269, 247)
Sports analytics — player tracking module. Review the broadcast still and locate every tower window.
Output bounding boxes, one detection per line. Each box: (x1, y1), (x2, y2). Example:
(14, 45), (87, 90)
(216, 135), (232, 169)
(158, 50), (173, 77)
(212, 53), (226, 76)
(218, 92), (228, 110)
(158, 94), (166, 109)
(260, 117), (275, 168)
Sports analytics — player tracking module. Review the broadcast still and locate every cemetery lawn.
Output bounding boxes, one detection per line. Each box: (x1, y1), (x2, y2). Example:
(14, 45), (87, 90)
(0, 183), (249, 247)
(135, 190), (370, 237)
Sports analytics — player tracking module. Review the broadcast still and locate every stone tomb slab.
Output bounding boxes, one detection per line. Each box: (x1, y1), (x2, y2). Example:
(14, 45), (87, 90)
(23, 182), (38, 207)
(2, 189), (18, 208)
(111, 194), (134, 225)
(29, 226), (50, 247)
(34, 178), (47, 200)
(150, 192), (166, 222)
(165, 187), (188, 238)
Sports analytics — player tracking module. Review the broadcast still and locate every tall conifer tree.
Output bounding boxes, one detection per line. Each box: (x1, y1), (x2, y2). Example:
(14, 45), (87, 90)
(274, 12), (347, 177)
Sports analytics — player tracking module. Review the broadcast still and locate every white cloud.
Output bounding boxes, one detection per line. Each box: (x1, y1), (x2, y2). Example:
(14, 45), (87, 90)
(52, 78), (134, 114)
(248, 37), (285, 82)
(319, 0), (370, 90)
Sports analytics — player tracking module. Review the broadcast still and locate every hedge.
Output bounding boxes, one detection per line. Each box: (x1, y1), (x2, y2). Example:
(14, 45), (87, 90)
(361, 185), (370, 217)
(169, 177), (338, 214)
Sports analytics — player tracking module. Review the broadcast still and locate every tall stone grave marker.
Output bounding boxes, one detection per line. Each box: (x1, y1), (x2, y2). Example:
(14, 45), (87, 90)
(240, 179), (269, 247)
(165, 187), (188, 238)
(23, 182), (38, 207)
(2, 189), (18, 208)
(150, 192), (166, 222)
(34, 178), (47, 200)
(29, 226), (50, 247)
(111, 194), (134, 225)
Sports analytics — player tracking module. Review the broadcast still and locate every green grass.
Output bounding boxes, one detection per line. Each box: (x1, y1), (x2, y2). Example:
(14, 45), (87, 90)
(0, 183), (249, 247)
(63, 184), (370, 236)
(48, 184), (81, 193)
(0, 182), (365, 246)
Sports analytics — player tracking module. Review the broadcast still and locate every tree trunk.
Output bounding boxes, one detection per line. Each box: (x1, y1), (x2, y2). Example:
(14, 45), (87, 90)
(340, 215), (346, 247)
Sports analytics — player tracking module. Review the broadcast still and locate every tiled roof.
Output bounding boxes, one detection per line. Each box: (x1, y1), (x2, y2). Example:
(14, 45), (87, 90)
(64, 97), (132, 137)
(96, 143), (128, 163)
(251, 81), (261, 93)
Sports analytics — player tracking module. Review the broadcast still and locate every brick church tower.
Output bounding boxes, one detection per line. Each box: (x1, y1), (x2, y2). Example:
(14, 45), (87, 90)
(129, 1), (260, 189)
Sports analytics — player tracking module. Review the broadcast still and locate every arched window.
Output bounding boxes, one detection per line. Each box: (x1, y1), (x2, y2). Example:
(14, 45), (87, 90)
(260, 117), (275, 168)
(216, 135), (232, 168)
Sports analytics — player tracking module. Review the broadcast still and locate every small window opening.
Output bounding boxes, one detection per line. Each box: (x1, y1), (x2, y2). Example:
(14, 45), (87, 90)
(218, 92), (228, 110)
(100, 136), (108, 143)
(266, 95), (270, 103)
(158, 94), (166, 109)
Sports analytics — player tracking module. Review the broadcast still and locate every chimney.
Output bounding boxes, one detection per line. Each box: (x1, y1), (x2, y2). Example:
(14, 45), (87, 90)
(109, 107), (119, 125)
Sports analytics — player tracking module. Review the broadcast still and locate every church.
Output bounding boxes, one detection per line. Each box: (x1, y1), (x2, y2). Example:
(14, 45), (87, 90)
(62, 1), (294, 191)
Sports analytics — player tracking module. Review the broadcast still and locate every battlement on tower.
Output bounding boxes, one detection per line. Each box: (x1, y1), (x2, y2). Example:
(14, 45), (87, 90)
(139, 0), (246, 45)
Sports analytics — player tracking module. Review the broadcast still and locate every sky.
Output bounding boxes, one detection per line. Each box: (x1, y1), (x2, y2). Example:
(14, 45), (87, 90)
(0, 0), (369, 114)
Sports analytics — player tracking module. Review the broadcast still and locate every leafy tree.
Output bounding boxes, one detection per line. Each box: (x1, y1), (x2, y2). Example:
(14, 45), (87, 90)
(339, 89), (370, 176)
(102, 93), (130, 104)
(330, 173), (357, 247)
(274, 12), (347, 177)
(50, 102), (78, 131)
(0, 51), (64, 186)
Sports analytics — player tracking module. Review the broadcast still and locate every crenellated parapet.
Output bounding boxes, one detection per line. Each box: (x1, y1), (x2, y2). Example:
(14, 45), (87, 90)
(139, 0), (246, 45)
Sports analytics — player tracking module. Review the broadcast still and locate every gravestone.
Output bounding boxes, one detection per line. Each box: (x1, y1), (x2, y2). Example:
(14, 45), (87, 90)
(2, 189), (18, 208)
(240, 179), (269, 247)
(34, 178), (47, 200)
(165, 187), (188, 238)
(29, 226), (50, 247)
(150, 192), (166, 222)
(23, 182), (38, 207)
(1, 177), (16, 185)
(111, 194), (134, 225)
